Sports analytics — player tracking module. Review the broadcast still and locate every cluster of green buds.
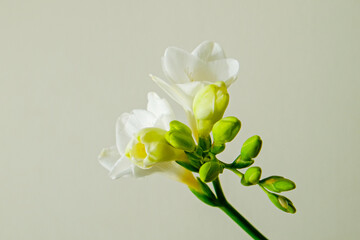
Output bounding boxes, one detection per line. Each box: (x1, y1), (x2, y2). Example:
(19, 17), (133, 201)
(164, 81), (297, 214)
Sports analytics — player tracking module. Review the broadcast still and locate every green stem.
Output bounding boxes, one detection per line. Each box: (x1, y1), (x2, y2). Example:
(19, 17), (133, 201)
(228, 168), (244, 178)
(212, 178), (268, 240)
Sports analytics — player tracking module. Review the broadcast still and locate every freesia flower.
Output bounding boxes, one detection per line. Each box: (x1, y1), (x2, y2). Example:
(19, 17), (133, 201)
(150, 41), (239, 138)
(98, 92), (201, 191)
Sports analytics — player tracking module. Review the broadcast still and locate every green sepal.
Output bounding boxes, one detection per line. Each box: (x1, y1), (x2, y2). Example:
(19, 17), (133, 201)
(186, 155), (202, 169)
(241, 135), (262, 159)
(199, 135), (212, 151)
(241, 166), (262, 186)
(199, 161), (224, 183)
(195, 146), (203, 157)
(196, 177), (217, 200)
(260, 176), (296, 193)
(266, 192), (296, 214)
(176, 161), (199, 172)
(211, 144), (225, 155)
(189, 178), (218, 207)
(203, 152), (216, 163)
(232, 155), (254, 169)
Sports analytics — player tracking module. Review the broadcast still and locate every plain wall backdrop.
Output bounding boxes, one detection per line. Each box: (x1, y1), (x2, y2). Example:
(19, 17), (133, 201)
(1, 0), (359, 239)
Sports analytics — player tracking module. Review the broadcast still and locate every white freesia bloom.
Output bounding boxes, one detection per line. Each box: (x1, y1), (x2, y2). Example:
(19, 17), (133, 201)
(150, 41), (239, 138)
(98, 92), (200, 190)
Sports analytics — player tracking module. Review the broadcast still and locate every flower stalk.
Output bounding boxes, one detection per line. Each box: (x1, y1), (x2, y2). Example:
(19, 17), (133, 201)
(99, 41), (296, 240)
(212, 178), (268, 240)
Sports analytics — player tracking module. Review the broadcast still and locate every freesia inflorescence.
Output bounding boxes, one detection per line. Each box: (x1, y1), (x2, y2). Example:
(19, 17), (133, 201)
(99, 41), (296, 240)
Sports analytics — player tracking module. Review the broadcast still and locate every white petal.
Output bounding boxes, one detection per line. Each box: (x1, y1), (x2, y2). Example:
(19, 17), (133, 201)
(116, 110), (157, 155)
(98, 146), (120, 171)
(109, 155), (134, 179)
(147, 92), (175, 122)
(132, 165), (158, 178)
(192, 41), (226, 62)
(208, 58), (239, 84)
(150, 75), (192, 111)
(176, 81), (208, 99)
(162, 47), (204, 84)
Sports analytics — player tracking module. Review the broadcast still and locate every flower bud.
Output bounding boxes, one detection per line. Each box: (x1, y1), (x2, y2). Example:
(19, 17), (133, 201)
(193, 81), (229, 137)
(241, 166), (262, 186)
(125, 127), (186, 168)
(260, 176), (296, 193)
(241, 135), (262, 159)
(267, 192), (296, 214)
(165, 130), (196, 152)
(212, 116), (241, 145)
(169, 120), (192, 136)
(199, 161), (223, 183)
(232, 155), (254, 169)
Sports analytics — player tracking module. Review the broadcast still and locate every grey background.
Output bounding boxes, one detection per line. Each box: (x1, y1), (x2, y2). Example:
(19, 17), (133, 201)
(1, 0), (359, 239)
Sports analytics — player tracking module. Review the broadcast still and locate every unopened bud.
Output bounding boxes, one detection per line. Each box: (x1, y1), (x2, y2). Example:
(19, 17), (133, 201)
(241, 166), (262, 186)
(199, 161), (223, 183)
(165, 131), (196, 152)
(232, 155), (254, 169)
(212, 116), (241, 145)
(169, 120), (192, 136)
(241, 135), (262, 159)
(260, 176), (296, 193)
(193, 82), (229, 137)
(267, 192), (296, 214)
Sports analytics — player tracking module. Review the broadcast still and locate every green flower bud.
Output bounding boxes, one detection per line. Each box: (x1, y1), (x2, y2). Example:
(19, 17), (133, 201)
(199, 161), (223, 183)
(241, 166), (262, 186)
(232, 155), (254, 169)
(241, 135), (262, 159)
(267, 192), (296, 214)
(260, 176), (296, 193)
(169, 120), (192, 136)
(212, 116), (241, 145)
(125, 127), (186, 168)
(193, 82), (229, 137)
(165, 130), (196, 152)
